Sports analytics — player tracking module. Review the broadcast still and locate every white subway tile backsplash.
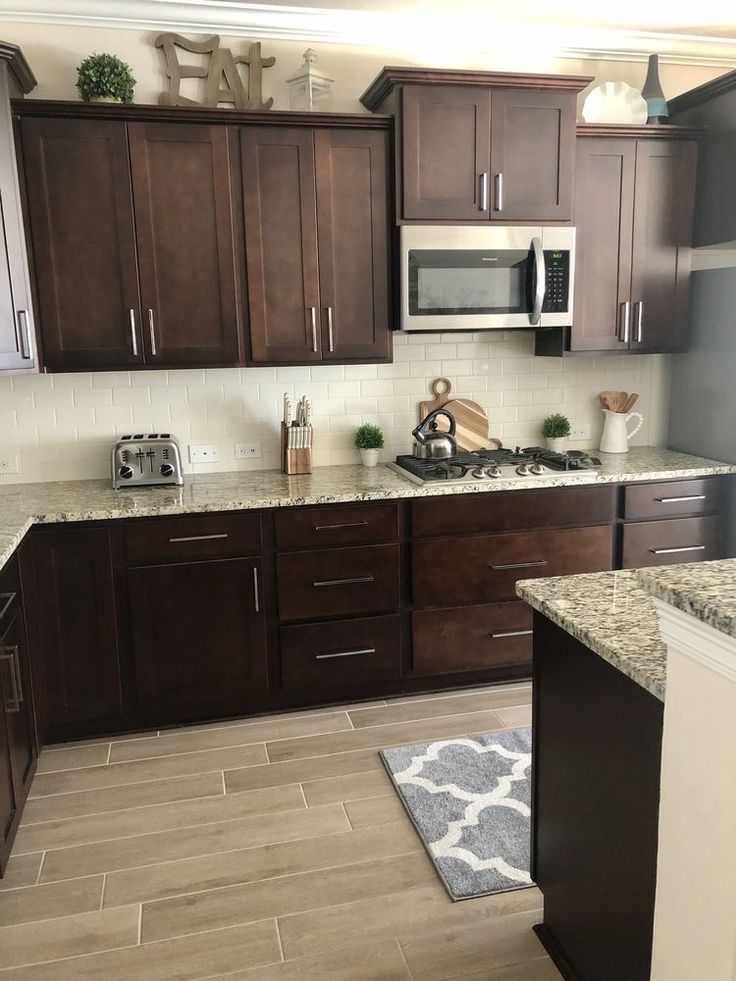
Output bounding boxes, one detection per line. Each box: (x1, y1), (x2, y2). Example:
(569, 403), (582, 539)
(0, 332), (670, 482)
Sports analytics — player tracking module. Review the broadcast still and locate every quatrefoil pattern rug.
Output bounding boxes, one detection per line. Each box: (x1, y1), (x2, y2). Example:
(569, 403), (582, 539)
(380, 728), (533, 901)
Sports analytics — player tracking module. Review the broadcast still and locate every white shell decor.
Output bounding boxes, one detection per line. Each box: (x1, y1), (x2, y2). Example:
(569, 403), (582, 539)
(582, 82), (648, 125)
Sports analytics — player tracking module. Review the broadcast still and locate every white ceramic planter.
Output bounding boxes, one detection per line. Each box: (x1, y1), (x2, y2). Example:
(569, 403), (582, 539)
(359, 448), (379, 468)
(89, 95), (124, 104)
(546, 437), (568, 453)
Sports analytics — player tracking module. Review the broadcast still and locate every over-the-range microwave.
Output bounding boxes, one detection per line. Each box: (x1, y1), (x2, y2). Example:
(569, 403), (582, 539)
(400, 225), (575, 331)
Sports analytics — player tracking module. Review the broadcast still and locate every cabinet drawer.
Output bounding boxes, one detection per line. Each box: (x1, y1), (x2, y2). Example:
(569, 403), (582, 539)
(125, 511), (262, 565)
(412, 602), (532, 677)
(0, 557), (21, 639)
(280, 615), (401, 691)
(621, 515), (724, 569)
(277, 544), (400, 621)
(275, 502), (399, 551)
(623, 478), (726, 521)
(413, 525), (613, 609)
(412, 485), (615, 538)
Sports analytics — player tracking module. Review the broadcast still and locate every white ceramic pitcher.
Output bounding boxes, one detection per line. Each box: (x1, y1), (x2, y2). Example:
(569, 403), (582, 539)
(600, 409), (643, 453)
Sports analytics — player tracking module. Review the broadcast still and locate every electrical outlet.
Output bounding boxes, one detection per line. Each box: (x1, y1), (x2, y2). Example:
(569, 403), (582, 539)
(569, 424), (593, 442)
(0, 455), (19, 474)
(189, 444), (220, 464)
(235, 443), (261, 460)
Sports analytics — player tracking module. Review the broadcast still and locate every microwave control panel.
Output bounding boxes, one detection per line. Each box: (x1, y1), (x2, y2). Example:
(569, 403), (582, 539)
(541, 251), (570, 313)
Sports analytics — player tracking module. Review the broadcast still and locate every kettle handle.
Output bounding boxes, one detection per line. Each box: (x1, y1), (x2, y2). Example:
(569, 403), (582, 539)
(412, 407), (457, 442)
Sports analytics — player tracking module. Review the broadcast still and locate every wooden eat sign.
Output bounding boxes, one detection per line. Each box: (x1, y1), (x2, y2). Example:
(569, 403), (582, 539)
(155, 34), (275, 110)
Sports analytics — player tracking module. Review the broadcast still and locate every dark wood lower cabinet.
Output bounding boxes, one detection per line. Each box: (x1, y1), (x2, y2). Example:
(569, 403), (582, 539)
(532, 613), (663, 981)
(621, 514), (724, 568)
(127, 557), (267, 725)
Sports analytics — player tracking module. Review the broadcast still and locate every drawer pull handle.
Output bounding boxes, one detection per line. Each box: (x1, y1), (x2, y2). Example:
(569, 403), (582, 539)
(253, 567), (260, 614)
(168, 533), (229, 543)
(648, 545), (706, 555)
(315, 647), (376, 661)
(490, 629), (534, 639)
(0, 592), (15, 622)
(0, 646), (23, 713)
(313, 575), (375, 587)
(655, 495), (706, 503)
(489, 560), (547, 572)
(314, 521), (369, 532)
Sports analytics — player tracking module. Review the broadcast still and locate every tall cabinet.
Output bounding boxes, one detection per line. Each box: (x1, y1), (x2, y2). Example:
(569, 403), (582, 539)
(0, 43), (37, 374)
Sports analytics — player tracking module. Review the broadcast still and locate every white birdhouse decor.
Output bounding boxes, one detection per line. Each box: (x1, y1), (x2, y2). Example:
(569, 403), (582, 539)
(287, 49), (334, 111)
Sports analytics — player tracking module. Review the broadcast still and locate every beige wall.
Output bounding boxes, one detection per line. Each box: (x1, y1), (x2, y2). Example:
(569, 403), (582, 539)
(0, 20), (716, 482)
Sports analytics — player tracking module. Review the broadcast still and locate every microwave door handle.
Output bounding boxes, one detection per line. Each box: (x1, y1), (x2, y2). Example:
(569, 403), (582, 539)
(530, 237), (545, 326)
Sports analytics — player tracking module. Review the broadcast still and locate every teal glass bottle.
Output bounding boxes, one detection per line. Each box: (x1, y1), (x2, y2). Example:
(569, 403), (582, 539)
(642, 54), (669, 124)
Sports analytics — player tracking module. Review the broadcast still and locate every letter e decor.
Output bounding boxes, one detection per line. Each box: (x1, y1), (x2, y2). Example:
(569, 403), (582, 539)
(155, 34), (275, 109)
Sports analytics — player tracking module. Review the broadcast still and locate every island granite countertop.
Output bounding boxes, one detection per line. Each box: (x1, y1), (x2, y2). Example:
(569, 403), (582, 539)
(0, 445), (734, 577)
(637, 559), (736, 640)
(516, 569), (666, 701)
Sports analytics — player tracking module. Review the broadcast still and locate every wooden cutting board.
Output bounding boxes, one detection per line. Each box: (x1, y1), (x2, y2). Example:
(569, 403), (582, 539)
(418, 378), (493, 452)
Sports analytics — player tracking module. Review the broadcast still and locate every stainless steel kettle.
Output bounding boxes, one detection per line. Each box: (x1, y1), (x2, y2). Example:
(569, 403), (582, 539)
(412, 408), (458, 460)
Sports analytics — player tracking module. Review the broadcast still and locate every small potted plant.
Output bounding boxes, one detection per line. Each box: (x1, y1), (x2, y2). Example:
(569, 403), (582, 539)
(77, 53), (136, 104)
(355, 423), (384, 468)
(542, 413), (571, 453)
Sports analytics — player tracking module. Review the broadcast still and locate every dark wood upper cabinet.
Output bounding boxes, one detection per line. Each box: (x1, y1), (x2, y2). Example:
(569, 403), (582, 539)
(241, 122), (392, 365)
(314, 128), (391, 361)
(0, 46), (37, 374)
(20, 117), (143, 371)
(128, 122), (241, 366)
(241, 126), (322, 364)
(361, 69), (591, 224)
(401, 86), (491, 220)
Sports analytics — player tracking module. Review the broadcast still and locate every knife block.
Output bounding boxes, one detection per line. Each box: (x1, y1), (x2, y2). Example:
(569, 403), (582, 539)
(281, 423), (313, 475)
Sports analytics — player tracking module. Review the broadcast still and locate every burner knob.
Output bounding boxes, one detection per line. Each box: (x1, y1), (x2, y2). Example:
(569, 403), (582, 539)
(118, 465), (134, 480)
(530, 462), (545, 475)
(516, 464), (530, 476)
(160, 463), (175, 478)
(471, 467), (489, 479)
(487, 465), (501, 478)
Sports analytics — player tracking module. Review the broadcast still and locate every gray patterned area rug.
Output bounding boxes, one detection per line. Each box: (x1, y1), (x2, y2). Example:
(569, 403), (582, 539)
(380, 727), (533, 901)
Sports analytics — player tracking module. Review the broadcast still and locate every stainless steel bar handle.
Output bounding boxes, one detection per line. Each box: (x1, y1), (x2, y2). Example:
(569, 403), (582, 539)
(168, 533), (229, 543)
(489, 559), (547, 572)
(490, 629), (534, 639)
(309, 307), (318, 353)
(313, 575), (375, 587)
(253, 567), (260, 614)
(0, 648), (21, 713)
(315, 648), (376, 661)
(314, 521), (368, 532)
(656, 495), (706, 504)
(17, 310), (33, 360)
(530, 237), (545, 326)
(634, 301), (644, 343)
(494, 172), (503, 211)
(129, 309), (139, 356)
(148, 309), (157, 356)
(618, 301), (631, 343)
(479, 172), (489, 212)
(649, 545), (706, 555)
(326, 306), (335, 353)
(0, 592), (15, 623)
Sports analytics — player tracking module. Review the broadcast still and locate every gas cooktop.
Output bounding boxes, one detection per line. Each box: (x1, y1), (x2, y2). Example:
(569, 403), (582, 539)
(388, 447), (601, 486)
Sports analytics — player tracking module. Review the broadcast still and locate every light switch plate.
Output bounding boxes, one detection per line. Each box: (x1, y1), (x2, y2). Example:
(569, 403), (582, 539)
(189, 444), (220, 464)
(235, 443), (261, 459)
(0, 455), (19, 474)
(569, 424), (593, 442)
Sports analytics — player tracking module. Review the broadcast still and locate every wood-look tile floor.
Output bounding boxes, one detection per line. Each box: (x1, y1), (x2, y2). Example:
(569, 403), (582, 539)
(0, 682), (561, 980)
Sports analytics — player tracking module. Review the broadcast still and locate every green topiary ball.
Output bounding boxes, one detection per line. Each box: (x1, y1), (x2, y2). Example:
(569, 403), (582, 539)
(77, 53), (136, 104)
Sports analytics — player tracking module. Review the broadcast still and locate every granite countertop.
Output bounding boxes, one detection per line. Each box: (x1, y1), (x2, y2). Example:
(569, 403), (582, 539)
(516, 570), (667, 701)
(637, 559), (736, 640)
(0, 446), (734, 577)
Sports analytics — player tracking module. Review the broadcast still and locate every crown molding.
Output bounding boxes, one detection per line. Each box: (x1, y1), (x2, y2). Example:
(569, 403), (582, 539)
(654, 599), (736, 686)
(2, 1), (736, 67)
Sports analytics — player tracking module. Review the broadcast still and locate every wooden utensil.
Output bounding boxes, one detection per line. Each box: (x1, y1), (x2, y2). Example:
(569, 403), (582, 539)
(418, 377), (453, 421)
(622, 392), (639, 413)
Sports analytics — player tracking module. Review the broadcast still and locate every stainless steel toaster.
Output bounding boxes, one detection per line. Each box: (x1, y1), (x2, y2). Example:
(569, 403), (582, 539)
(111, 434), (184, 489)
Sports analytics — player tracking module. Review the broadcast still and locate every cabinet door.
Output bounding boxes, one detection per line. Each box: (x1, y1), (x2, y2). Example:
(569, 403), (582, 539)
(314, 129), (391, 362)
(0, 69), (36, 372)
(402, 85), (491, 220)
(630, 140), (697, 353)
(572, 138), (636, 351)
(129, 122), (241, 366)
(1, 609), (37, 809)
(0, 694), (16, 875)
(241, 126), (321, 364)
(24, 526), (125, 741)
(128, 557), (267, 724)
(490, 89), (576, 221)
(20, 117), (143, 370)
